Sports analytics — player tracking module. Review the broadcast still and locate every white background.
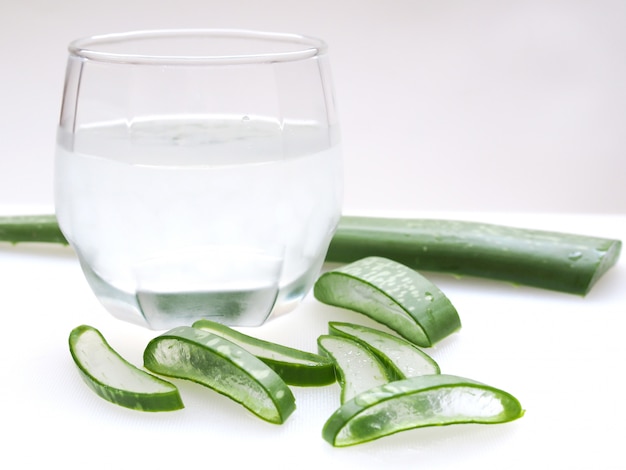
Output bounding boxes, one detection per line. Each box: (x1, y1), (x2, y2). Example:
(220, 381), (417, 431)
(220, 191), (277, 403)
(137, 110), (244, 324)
(1, 0), (625, 214)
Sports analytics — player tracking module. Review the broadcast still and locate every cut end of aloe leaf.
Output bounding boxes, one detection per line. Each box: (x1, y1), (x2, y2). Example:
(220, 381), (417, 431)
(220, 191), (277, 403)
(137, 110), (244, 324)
(314, 257), (461, 347)
(68, 325), (184, 412)
(322, 374), (524, 447)
(585, 238), (622, 295)
(143, 326), (296, 424)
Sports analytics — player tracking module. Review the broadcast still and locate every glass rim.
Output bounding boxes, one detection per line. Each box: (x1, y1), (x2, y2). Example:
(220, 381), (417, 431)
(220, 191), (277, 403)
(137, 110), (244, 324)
(67, 29), (328, 65)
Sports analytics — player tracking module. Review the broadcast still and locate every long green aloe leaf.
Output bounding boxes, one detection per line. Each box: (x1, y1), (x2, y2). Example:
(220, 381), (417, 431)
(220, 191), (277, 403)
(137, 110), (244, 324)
(0, 214), (621, 295)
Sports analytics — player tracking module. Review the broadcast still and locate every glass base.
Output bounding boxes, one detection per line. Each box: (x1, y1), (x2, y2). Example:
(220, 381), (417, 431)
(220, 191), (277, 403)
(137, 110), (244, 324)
(77, 255), (324, 330)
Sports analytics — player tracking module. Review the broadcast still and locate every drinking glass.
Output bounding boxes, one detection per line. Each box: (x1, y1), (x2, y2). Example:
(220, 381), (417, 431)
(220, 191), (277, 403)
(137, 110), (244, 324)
(54, 29), (342, 330)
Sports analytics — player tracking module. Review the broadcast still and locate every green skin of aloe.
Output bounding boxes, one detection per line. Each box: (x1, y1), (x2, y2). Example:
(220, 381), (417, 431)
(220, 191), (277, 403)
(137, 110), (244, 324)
(69, 324), (184, 412)
(322, 374), (525, 447)
(192, 318), (336, 386)
(0, 214), (621, 296)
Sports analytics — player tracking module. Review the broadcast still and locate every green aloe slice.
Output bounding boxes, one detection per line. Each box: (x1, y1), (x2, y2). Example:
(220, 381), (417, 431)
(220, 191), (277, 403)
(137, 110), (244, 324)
(192, 319), (336, 387)
(328, 321), (440, 379)
(314, 257), (461, 347)
(322, 374), (525, 447)
(68, 324), (183, 412)
(143, 326), (296, 424)
(317, 334), (394, 404)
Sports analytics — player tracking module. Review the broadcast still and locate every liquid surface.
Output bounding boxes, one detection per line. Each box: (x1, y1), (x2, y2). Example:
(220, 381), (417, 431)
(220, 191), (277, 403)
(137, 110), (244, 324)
(55, 116), (342, 329)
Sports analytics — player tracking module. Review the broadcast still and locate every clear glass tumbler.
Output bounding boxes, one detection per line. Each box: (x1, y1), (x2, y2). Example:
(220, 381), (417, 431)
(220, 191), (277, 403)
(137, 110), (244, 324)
(54, 29), (342, 330)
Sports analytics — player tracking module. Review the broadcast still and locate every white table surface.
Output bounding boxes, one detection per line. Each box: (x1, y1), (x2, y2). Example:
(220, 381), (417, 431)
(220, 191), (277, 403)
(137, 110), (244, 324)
(1, 208), (624, 470)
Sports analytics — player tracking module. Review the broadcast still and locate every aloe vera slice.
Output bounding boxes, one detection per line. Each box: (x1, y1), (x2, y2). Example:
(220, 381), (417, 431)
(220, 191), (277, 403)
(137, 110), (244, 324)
(143, 326), (296, 424)
(314, 257), (461, 347)
(68, 325), (183, 412)
(318, 335), (394, 404)
(322, 374), (525, 447)
(328, 321), (440, 379)
(192, 319), (336, 386)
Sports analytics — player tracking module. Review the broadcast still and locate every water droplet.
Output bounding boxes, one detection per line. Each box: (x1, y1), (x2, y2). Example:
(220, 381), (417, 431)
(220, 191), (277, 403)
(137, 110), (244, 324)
(241, 115), (250, 122)
(568, 251), (583, 261)
(424, 292), (434, 302)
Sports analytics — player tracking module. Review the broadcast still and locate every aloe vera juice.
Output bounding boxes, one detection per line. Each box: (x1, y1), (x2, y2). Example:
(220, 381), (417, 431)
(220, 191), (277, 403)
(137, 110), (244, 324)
(55, 116), (342, 329)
